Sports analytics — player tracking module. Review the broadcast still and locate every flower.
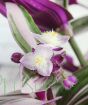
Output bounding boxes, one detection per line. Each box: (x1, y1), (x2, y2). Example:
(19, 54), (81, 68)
(20, 45), (53, 76)
(0, 0), (73, 31)
(33, 30), (70, 48)
(63, 75), (77, 89)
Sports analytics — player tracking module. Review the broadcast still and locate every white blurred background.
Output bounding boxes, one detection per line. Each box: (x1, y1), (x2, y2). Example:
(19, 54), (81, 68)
(0, 0), (88, 95)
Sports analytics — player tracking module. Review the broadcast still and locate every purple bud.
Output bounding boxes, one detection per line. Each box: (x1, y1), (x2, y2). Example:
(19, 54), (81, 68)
(11, 52), (23, 63)
(63, 75), (77, 89)
(68, 75), (77, 84)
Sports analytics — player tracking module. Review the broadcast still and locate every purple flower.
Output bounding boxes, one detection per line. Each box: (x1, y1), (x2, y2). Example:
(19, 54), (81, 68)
(0, 0), (73, 31)
(11, 52), (23, 63)
(33, 31), (70, 48)
(63, 75), (77, 89)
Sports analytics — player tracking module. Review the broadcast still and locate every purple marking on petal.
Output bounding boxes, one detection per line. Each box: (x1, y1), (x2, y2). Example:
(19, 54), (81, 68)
(53, 47), (63, 51)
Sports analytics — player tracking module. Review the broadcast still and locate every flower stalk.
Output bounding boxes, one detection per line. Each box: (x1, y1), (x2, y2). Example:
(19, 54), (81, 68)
(63, 0), (88, 67)
(63, 0), (68, 8)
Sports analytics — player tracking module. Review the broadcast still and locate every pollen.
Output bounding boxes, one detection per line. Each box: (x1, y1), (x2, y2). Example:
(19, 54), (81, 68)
(43, 31), (58, 37)
(35, 55), (44, 65)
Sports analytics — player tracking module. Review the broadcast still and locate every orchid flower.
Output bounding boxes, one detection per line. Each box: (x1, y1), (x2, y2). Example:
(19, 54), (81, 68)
(20, 45), (53, 76)
(32, 30), (70, 48)
(0, 0), (73, 31)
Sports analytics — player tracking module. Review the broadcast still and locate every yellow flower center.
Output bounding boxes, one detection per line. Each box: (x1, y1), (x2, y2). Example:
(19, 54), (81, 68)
(42, 31), (59, 45)
(43, 31), (58, 37)
(35, 55), (44, 66)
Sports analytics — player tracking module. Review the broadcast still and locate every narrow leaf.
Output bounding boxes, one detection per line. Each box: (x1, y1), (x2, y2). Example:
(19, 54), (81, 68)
(20, 6), (41, 34)
(9, 15), (32, 53)
(71, 16), (88, 34)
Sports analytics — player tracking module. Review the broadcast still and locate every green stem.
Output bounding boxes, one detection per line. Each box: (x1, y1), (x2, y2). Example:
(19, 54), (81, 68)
(69, 37), (87, 67)
(63, 0), (88, 67)
(63, 0), (68, 8)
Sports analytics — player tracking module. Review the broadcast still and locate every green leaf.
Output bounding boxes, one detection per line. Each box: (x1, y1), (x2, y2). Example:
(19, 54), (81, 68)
(9, 15), (32, 53)
(20, 6), (41, 34)
(71, 16), (88, 34)
(8, 6), (41, 53)
(56, 66), (88, 105)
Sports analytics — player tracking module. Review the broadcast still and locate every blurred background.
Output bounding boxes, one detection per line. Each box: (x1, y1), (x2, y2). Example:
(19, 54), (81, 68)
(0, 0), (88, 95)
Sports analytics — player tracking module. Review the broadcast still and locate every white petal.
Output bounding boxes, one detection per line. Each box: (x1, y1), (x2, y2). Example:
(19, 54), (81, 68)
(37, 61), (53, 76)
(35, 45), (53, 59)
(78, 0), (88, 8)
(20, 53), (36, 70)
(57, 35), (70, 47)
(6, 3), (37, 48)
(32, 33), (49, 44)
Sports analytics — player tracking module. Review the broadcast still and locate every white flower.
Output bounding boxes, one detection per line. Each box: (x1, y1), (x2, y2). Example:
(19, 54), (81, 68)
(20, 45), (53, 76)
(32, 31), (70, 48)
